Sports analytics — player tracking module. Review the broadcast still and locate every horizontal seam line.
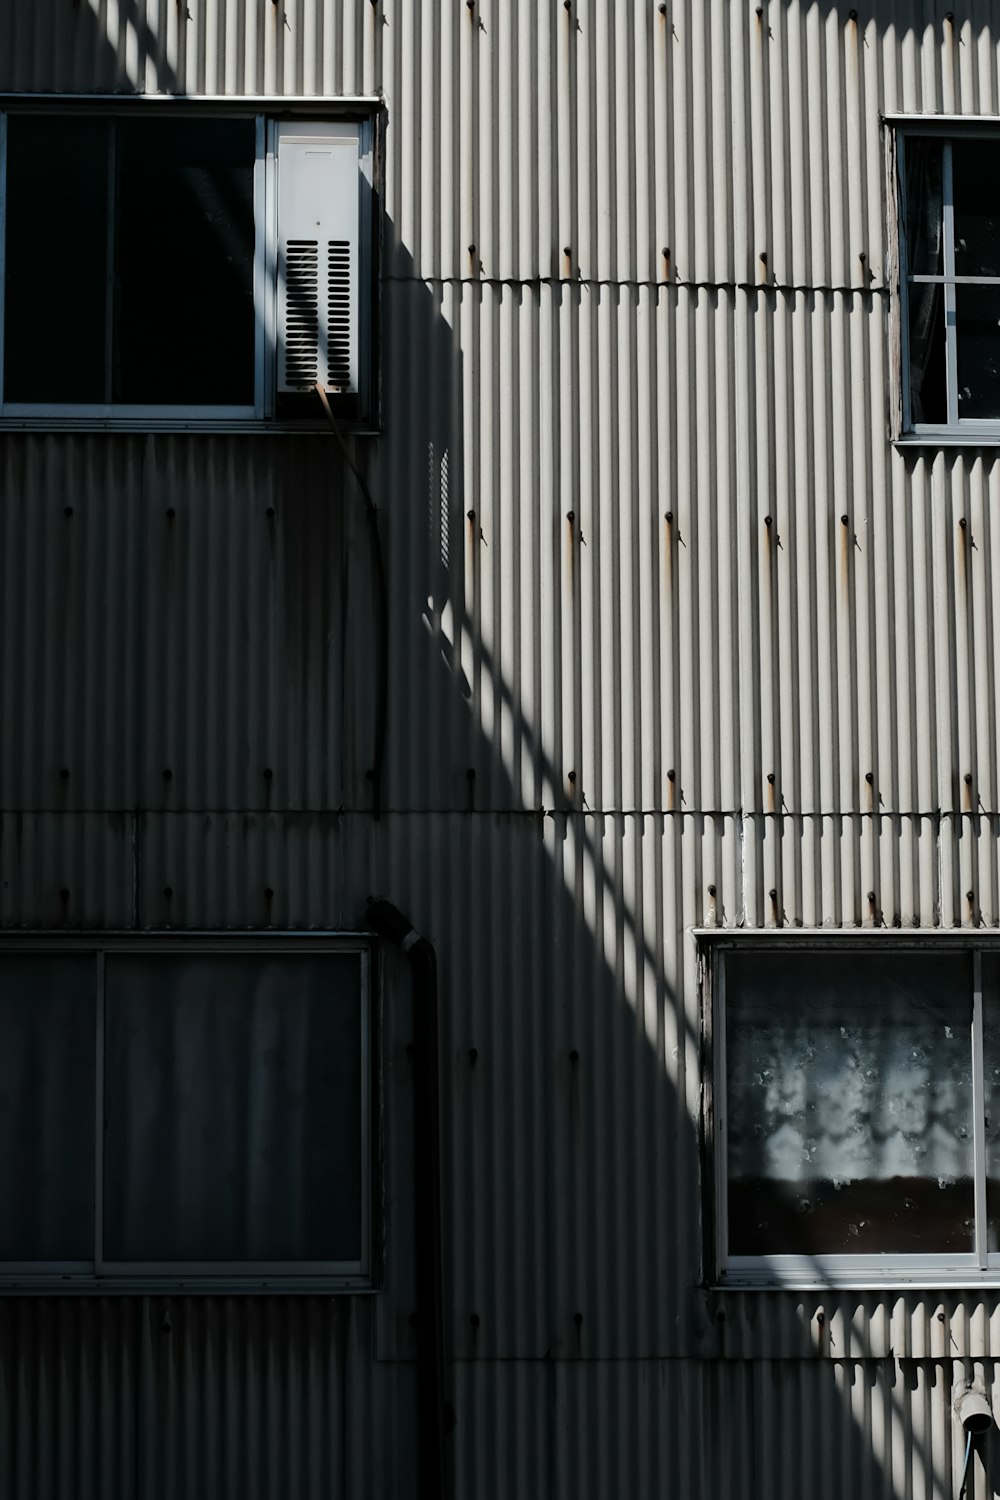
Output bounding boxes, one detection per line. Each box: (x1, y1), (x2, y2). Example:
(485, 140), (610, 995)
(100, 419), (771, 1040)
(384, 275), (891, 296)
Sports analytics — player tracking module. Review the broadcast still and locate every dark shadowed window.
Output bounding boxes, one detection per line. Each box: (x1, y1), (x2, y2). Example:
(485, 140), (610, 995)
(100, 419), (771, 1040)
(0, 108), (376, 425)
(0, 940), (372, 1288)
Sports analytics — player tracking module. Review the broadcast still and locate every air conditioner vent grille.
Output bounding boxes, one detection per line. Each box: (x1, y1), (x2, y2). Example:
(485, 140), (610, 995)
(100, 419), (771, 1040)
(327, 241), (352, 390)
(283, 239), (319, 388)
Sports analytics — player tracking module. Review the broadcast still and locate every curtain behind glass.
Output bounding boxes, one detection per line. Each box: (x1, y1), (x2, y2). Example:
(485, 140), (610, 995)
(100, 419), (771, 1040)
(103, 954), (362, 1263)
(904, 138), (947, 424)
(726, 950), (973, 1255)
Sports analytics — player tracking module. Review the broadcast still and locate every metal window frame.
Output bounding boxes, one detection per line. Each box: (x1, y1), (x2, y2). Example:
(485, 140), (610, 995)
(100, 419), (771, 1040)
(0, 99), (379, 433)
(897, 122), (1000, 441)
(0, 931), (375, 1295)
(703, 932), (1000, 1290)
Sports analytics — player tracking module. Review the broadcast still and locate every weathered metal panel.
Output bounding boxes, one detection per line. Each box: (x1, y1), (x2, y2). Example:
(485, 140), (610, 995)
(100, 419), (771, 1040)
(0, 1296), (395, 1500)
(0, 436), (350, 816)
(4, 1), (1000, 293)
(0, 812), (134, 928)
(10, 2), (1000, 1497)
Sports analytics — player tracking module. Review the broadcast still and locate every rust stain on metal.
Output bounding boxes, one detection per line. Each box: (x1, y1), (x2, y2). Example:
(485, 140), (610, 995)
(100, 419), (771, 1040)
(839, 513), (851, 605)
(562, 244), (573, 279)
(766, 771), (776, 812)
(666, 767), (676, 811)
(467, 507), (478, 573)
(963, 772), (974, 812)
(661, 245), (671, 282)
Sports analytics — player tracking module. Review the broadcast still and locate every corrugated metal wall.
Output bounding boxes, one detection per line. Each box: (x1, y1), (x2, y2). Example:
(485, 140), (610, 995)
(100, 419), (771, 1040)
(3, 0), (1000, 1494)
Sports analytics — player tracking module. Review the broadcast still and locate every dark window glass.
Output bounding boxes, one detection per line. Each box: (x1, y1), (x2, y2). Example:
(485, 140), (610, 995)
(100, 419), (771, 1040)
(726, 950), (974, 1256)
(113, 118), (255, 405)
(953, 140), (1000, 277)
(0, 955), (95, 1260)
(3, 115), (255, 408)
(907, 281), (948, 424)
(904, 136), (944, 277)
(4, 117), (110, 402)
(104, 954), (363, 1262)
(956, 285), (1000, 419)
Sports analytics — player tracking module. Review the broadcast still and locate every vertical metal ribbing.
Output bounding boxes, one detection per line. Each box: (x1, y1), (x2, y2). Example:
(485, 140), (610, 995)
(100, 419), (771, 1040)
(94, 949), (105, 1276)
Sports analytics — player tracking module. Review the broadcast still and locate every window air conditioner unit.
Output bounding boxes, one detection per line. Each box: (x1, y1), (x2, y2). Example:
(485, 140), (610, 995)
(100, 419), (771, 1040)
(276, 122), (364, 400)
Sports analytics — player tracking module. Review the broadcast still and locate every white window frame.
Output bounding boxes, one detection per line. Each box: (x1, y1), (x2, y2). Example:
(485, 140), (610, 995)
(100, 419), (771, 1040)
(0, 932), (375, 1294)
(0, 96), (380, 433)
(705, 931), (1000, 1290)
(893, 116), (1000, 445)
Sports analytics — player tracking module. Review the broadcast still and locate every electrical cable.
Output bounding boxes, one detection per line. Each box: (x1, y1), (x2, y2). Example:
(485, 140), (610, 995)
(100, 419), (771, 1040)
(314, 384), (388, 820)
(958, 1429), (973, 1500)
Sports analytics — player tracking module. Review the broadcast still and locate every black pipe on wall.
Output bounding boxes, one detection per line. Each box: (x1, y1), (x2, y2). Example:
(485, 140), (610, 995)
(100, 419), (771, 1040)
(366, 898), (447, 1500)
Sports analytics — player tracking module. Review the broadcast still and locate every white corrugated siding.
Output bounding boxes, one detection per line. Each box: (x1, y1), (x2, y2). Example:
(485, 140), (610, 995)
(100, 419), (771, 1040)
(4, 0), (1000, 1496)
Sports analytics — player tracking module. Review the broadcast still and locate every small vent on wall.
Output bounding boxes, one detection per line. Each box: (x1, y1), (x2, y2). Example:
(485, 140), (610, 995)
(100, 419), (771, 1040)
(283, 240), (319, 388)
(327, 241), (352, 390)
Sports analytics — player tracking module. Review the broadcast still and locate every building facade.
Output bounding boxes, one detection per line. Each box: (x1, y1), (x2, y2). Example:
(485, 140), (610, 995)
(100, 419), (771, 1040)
(0, 0), (998, 1495)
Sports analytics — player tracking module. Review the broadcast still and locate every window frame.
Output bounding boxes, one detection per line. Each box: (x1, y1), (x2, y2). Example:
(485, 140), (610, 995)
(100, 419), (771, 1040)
(0, 95), (381, 434)
(704, 931), (1000, 1290)
(894, 117), (1000, 444)
(0, 931), (377, 1295)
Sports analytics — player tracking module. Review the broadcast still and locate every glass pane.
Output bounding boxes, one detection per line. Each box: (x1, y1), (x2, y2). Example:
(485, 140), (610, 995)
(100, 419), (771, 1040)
(904, 136), (944, 277)
(112, 118), (255, 406)
(978, 955), (1000, 1252)
(954, 140), (1000, 276)
(956, 285), (1000, 419)
(4, 116), (110, 403)
(104, 954), (363, 1262)
(907, 280), (948, 424)
(725, 950), (974, 1257)
(0, 955), (95, 1260)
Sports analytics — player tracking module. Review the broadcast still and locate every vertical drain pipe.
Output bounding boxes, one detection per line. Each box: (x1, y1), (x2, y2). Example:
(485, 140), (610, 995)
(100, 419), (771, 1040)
(366, 899), (447, 1499)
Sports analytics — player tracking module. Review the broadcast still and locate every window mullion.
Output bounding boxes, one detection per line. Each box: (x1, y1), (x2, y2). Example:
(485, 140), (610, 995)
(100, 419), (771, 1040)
(943, 141), (960, 427)
(973, 947), (988, 1270)
(94, 949), (105, 1276)
(103, 124), (116, 407)
(0, 112), (6, 411)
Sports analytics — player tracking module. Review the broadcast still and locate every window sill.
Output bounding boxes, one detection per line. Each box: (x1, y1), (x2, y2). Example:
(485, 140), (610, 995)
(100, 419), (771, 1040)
(0, 417), (382, 436)
(719, 1259), (1000, 1290)
(0, 1275), (378, 1295)
(896, 433), (1000, 449)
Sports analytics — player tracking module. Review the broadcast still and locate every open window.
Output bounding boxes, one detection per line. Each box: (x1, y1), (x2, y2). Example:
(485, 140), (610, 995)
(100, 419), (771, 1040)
(897, 127), (1000, 439)
(709, 938), (1000, 1287)
(0, 937), (374, 1289)
(0, 106), (379, 429)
